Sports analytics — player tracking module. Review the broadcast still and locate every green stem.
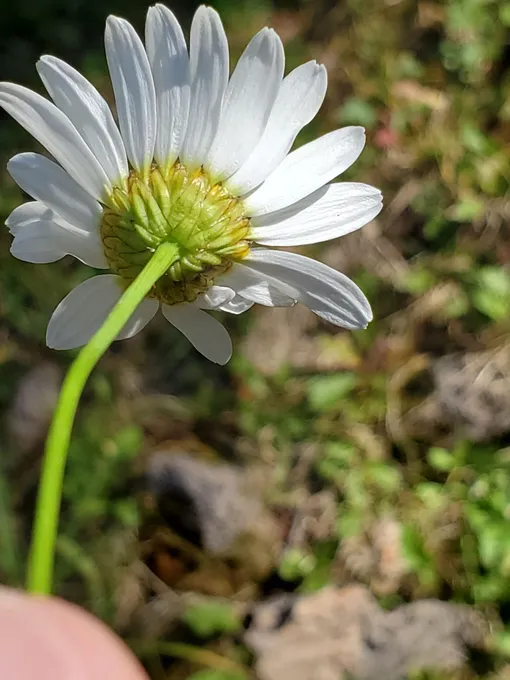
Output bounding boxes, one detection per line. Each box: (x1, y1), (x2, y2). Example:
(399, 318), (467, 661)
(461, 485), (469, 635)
(26, 242), (179, 595)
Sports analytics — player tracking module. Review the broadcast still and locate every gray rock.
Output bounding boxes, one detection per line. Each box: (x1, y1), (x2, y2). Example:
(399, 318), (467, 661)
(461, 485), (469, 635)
(245, 585), (485, 680)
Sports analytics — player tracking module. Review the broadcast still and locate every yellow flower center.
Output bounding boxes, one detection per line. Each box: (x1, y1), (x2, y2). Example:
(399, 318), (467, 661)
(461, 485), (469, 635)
(100, 162), (251, 305)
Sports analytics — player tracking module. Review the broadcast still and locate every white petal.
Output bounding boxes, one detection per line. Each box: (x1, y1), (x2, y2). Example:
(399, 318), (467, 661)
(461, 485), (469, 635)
(11, 221), (67, 263)
(219, 295), (254, 315)
(0, 83), (109, 199)
(37, 56), (128, 187)
(225, 61), (327, 196)
(181, 7), (229, 170)
(47, 275), (159, 350)
(245, 249), (372, 329)
(194, 285), (235, 310)
(8, 153), (102, 232)
(251, 183), (382, 246)
(244, 126), (366, 216)
(220, 263), (296, 307)
(6, 200), (106, 266)
(205, 28), (284, 181)
(162, 304), (232, 364)
(105, 16), (157, 173)
(11, 219), (107, 268)
(6, 201), (54, 234)
(145, 4), (190, 168)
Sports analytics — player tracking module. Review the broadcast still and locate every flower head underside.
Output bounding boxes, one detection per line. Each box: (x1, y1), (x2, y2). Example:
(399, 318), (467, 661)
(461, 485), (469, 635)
(102, 161), (250, 304)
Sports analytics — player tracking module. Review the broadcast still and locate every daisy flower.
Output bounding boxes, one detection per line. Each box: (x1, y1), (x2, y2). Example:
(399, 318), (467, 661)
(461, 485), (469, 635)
(0, 4), (382, 364)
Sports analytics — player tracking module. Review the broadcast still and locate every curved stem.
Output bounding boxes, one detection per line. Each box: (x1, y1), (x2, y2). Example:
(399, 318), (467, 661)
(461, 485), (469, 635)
(26, 242), (179, 595)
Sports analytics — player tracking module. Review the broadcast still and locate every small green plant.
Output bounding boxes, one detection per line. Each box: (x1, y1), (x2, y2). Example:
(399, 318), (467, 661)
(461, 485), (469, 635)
(183, 602), (242, 639)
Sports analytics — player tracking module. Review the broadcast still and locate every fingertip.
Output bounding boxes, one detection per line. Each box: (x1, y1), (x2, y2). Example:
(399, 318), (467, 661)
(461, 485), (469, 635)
(0, 587), (148, 680)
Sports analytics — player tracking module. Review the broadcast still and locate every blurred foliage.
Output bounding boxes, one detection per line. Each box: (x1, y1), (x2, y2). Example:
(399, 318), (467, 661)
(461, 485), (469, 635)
(183, 602), (242, 638)
(0, 0), (510, 679)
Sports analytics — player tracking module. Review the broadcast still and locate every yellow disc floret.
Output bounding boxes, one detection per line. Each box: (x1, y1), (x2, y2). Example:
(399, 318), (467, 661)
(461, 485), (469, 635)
(100, 162), (251, 305)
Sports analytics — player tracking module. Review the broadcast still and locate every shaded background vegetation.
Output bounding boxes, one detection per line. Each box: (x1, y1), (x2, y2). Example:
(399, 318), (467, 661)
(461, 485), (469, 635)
(1, 0), (510, 678)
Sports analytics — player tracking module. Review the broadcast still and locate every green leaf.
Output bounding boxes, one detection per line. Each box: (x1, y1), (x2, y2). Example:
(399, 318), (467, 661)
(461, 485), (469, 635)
(323, 441), (356, 466)
(477, 266), (510, 296)
(182, 602), (241, 638)
(427, 447), (455, 472)
(472, 267), (510, 320)
(279, 548), (316, 582)
(477, 521), (510, 569)
(400, 267), (436, 295)
(401, 524), (430, 572)
(415, 482), (447, 510)
(461, 123), (491, 155)
(492, 630), (510, 657)
(336, 512), (364, 539)
(442, 291), (469, 319)
(367, 461), (402, 493)
(337, 97), (377, 128)
(500, 4), (510, 26)
(472, 576), (506, 603)
(188, 670), (247, 680)
(307, 373), (358, 411)
(464, 504), (490, 532)
(450, 197), (484, 222)
(112, 499), (139, 527)
(113, 424), (143, 458)
(473, 289), (510, 321)
(300, 541), (338, 592)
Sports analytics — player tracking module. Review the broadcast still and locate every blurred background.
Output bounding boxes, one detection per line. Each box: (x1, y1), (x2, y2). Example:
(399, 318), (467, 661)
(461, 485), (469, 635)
(0, 0), (510, 678)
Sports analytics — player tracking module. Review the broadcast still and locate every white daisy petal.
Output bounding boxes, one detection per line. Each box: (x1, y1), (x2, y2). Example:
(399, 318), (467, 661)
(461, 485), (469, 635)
(6, 201), (106, 270)
(181, 6), (229, 170)
(0, 83), (109, 199)
(225, 60), (327, 196)
(11, 219), (107, 268)
(37, 56), (128, 187)
(245, 249), (372, 329)
(105, 16), (157, 173)
(6, 201), (54, 234)
(7, 153), (102, 232)
(251, 183), (382, 246)
(145, 4), (190, 168)
(47, 275), (159, 350)
(220, 262), (296, 307)
(11, 221), (65, 264)
(206, 28), (284, 182)
(218, 295), (254, 315)
(194, 285), (235, 310)
(162, 304), (232, 364)
(244, 126), (366, 216)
